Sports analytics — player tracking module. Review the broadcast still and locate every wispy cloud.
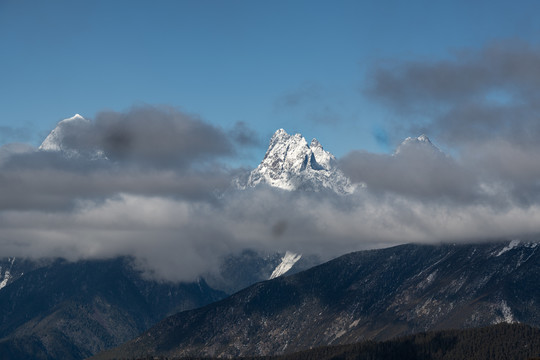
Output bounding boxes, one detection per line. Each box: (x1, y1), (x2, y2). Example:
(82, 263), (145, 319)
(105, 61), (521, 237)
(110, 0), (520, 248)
(274, 82), (341, 125)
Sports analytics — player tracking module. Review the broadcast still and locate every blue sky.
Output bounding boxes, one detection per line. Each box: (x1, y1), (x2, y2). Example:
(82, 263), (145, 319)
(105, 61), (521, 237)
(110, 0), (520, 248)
(1, 0), (540, 165)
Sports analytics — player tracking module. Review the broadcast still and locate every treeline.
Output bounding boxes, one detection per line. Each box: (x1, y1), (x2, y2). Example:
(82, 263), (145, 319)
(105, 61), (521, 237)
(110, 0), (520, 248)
(122, 323), (540, 360)
(264, 323), (540, 360)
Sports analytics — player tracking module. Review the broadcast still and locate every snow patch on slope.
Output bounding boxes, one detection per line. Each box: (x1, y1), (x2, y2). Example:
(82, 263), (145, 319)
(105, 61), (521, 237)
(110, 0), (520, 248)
(0, 257), (15, 290)
(496, 240), (521, 257)
(269, 251), (302, 279)
(493, 300), (516, 324)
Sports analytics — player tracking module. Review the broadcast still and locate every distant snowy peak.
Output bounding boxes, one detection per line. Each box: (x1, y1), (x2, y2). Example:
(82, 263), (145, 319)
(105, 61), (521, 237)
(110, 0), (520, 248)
(0, 257), (16, 290)
(39, 114), (87, 152)
(394, 134), (441, 155)
(39, 114), (105, 160)
(244, 129), (355, 194)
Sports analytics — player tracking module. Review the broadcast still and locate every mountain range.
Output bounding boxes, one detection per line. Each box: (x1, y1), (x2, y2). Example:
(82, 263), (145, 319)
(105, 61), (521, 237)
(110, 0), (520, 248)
(95, 241), (540, 359)
(3, 119), (539, 360)
(0, 250), (315, 360)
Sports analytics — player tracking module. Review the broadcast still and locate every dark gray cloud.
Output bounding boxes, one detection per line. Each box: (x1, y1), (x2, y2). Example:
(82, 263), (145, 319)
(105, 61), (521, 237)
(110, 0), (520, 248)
(229, 121), (261, 146)
(0, 163), (231, 211)
(0, 106), (239, 212)
(340, 128), (540, 210)
(340, 145), (480, 204)
(0, 143), (34, 162)
(92, 106), (234, 167)
(0, 107), (249, 280)
(366, 40), (540, 146)
(41, 106), (234, 168)
(360, 40), (540, 209)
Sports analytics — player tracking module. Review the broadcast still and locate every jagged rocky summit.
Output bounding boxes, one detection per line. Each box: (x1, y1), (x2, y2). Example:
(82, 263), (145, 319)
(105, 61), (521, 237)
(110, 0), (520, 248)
(241, 129), (355, 194)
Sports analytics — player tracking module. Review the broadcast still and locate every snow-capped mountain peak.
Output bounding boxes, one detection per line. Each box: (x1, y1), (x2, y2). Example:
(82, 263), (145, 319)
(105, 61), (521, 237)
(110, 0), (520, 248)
(243, 129), (355, 194)
(68, 113), (84, 121)
(394, 134), (440, 155)
(39, 114), (105, 160)
(39, 114), (90, 153)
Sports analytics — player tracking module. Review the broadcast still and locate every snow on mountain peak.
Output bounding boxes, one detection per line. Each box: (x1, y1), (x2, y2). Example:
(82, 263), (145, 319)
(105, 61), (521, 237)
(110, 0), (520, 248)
(417, 134), (430, 142)
(272, 128), (288, 139)
(395, 134), (439, 155)
(38, 114), (105, 159)
(401, 134), (432, 147)
(39, 114), (89, 153)
(67, 113), (84, 121)
(243, 129), (355, 194)
(310, 138), (321, 148)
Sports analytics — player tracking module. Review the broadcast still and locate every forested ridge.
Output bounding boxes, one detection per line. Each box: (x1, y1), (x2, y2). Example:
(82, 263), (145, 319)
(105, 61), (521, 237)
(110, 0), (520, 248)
(117, 323), (540, 360)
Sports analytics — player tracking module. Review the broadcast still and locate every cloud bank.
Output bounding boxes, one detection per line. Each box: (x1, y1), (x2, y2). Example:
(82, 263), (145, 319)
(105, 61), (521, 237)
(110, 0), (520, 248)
(3, 41), (540, 282)
(361, 40), (540, 207)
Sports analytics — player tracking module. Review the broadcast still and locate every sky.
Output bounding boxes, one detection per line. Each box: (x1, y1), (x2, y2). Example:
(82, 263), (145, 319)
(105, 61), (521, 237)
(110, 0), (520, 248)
(2, 0), (540, 158)
(2, 0), (540, 281)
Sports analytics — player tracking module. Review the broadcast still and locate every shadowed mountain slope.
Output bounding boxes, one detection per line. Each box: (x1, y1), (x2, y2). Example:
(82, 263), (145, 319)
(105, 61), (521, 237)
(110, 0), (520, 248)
(95, 241), (540, 359)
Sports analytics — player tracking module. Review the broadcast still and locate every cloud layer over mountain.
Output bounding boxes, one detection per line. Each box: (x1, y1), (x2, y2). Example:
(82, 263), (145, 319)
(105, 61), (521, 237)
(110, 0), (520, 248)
(2, 42), (540, 281)
(360, 40), (540, 207)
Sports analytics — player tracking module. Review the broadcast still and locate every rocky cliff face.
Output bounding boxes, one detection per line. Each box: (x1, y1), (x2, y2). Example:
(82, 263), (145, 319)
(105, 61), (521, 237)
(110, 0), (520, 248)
(95, 241), (540, 359)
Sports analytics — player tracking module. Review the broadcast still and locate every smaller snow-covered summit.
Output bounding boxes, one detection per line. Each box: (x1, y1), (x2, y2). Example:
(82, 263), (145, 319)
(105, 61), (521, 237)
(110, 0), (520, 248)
(39, 114), (105, 159)
(39, 114), (88, 153)
(243, 129), (355, 194)
(394, 134), (438, 155)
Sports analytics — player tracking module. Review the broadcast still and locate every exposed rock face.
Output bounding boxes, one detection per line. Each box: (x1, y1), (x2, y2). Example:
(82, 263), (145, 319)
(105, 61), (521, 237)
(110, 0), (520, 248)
(95, 241), (540, 359)
(242, 129), (355, 194)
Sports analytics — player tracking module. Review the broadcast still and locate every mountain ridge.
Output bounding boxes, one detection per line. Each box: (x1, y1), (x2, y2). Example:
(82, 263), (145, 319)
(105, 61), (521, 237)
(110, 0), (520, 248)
(94, 240), (540, 359)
